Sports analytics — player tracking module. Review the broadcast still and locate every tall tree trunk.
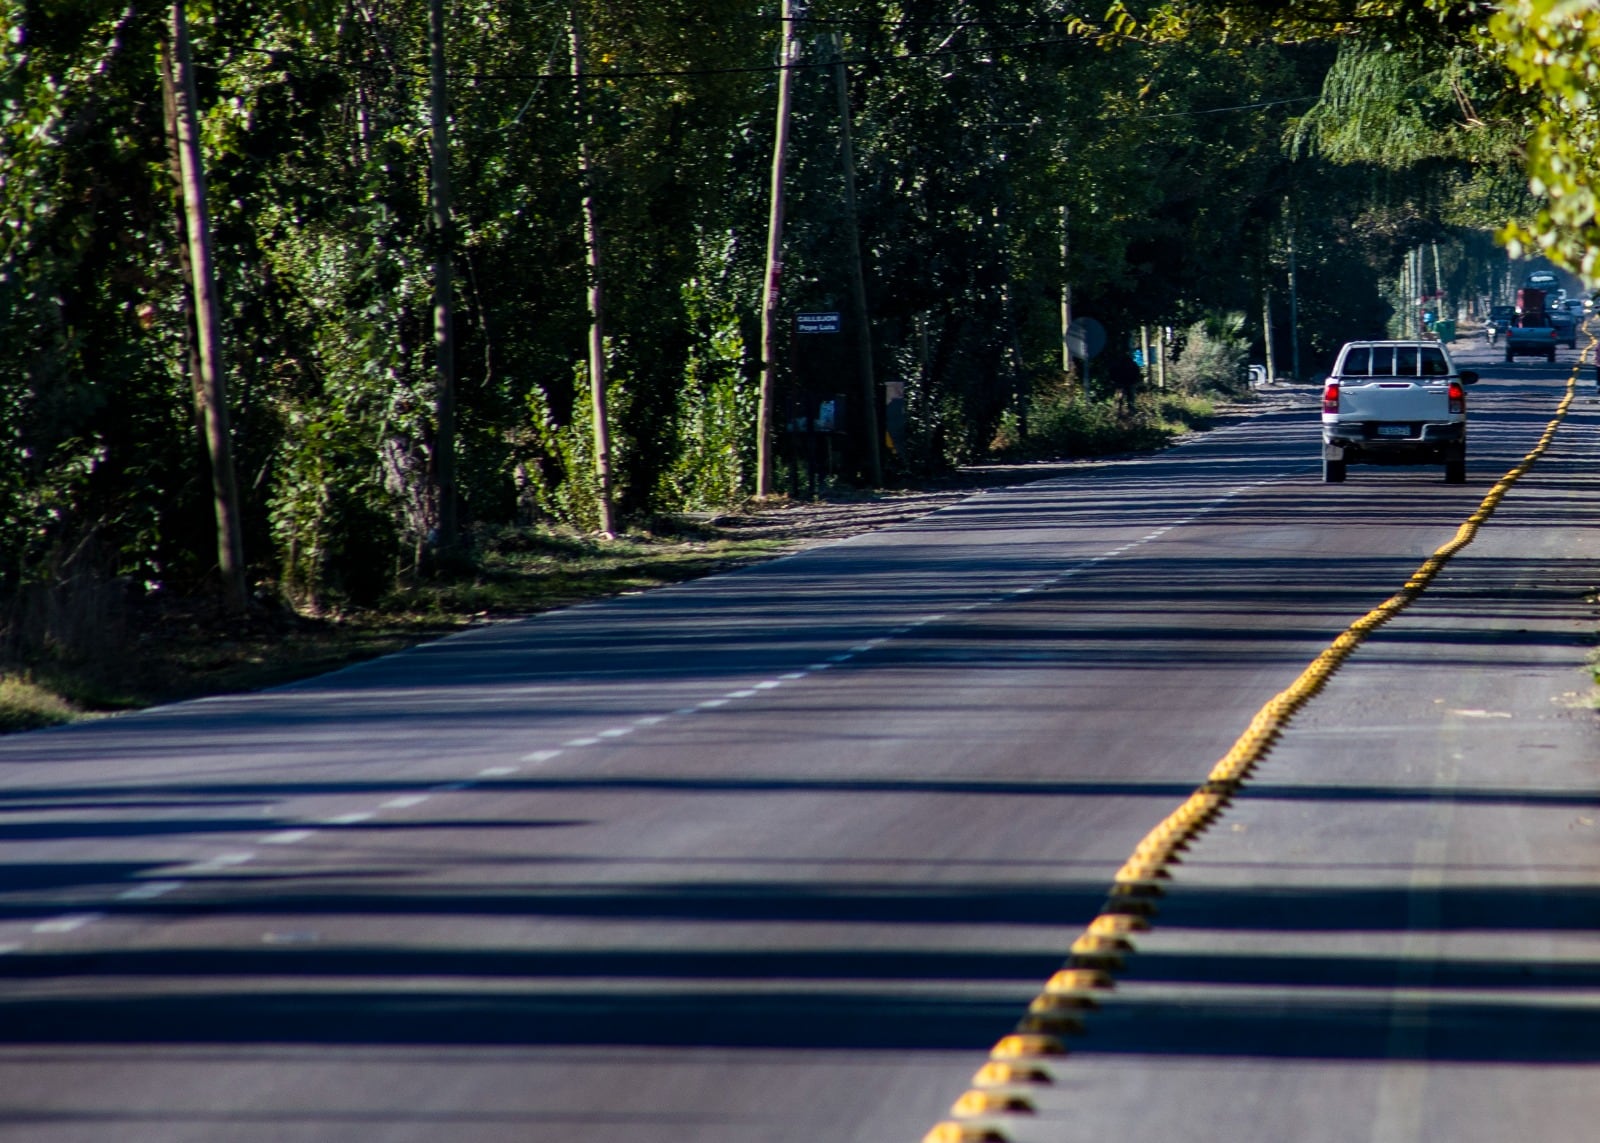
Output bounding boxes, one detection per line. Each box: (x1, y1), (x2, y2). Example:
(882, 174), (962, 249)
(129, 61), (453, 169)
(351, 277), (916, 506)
(756, 0), (797, 498)
(830, 34), (880, 487)
(158, 44), (201, 423)
(167, 0), (246, 612)
(428, 0), (458, 553)
(570, 8), (617, 539)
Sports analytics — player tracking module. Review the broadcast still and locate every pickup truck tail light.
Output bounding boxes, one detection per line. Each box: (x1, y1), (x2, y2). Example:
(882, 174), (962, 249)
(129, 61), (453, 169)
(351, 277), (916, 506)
(1448, 381), (1465, 414)
(1322, 383), (1339, 413)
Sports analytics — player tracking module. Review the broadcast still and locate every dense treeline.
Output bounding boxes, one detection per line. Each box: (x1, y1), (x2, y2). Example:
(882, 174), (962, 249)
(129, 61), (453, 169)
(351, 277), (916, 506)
(0, 1), (1541, 617)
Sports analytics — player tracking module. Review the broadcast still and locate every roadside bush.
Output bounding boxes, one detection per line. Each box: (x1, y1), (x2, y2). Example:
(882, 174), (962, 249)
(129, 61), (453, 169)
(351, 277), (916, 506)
(1168, 317), (1251, 395)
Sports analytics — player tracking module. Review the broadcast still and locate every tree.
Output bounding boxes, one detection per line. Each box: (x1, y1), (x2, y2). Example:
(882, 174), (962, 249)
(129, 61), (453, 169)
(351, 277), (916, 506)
(165, 0), (246, 611)
(1491, 0), (1600, 283)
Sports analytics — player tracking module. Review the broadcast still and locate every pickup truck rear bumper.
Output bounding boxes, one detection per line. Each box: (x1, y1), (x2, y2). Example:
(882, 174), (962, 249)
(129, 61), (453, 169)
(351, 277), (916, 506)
(1323, 421), (1464, 461)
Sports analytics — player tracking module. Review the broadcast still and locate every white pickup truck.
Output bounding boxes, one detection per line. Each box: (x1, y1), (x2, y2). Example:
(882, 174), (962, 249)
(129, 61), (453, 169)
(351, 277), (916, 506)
(1321, 340), (1479, 484)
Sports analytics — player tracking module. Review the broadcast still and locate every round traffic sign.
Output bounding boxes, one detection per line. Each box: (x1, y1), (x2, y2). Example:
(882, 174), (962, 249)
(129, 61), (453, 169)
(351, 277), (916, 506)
(1065, 317), (1107, 361)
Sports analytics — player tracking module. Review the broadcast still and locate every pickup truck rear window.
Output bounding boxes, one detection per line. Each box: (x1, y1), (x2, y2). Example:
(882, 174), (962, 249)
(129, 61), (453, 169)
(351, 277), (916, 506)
(1339, 346), (1450, 377)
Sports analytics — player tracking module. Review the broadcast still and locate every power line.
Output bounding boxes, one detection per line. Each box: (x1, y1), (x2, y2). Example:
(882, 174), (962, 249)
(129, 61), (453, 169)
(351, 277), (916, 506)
(1130, 95), (1319, 119)
(244, 31), (1092, 85)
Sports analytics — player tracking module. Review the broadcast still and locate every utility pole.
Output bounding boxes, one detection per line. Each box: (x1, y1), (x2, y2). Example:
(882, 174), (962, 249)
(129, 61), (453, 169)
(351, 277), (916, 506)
(1432, 239), (1444, 317)
(428, 0), (458, 552)
(831, 33), (880, 486)
(757, 0), (798, 498)
(1285, 208), (1301, 381)
(570, 8), (617, 537)
(1060, 204), (1072, 377)
(167, 0), (246, 613)
(1263, 289), (1276, 383)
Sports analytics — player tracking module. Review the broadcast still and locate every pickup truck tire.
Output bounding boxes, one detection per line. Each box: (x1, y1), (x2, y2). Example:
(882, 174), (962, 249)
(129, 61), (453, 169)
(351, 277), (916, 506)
(1548, 348), (1557, 362)
(1323, 456), (1346, 483)
(1505, 346), (1514, 363)
(1444, 448), (1466, 485)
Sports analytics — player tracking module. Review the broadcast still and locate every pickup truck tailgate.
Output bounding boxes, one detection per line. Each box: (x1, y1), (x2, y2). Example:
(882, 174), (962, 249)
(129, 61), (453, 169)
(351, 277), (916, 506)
(1334, 380), (1450, 421)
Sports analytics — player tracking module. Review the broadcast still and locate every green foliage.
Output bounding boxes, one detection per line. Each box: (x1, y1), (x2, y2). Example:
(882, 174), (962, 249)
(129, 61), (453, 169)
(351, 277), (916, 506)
(656, 271), (756, 509)
(0, 673), (81, 733)
(3, 0), (1570, 623)
(1293, 41), (1505, 168)
(1169, 317), (1249, 393)
(992, 385), (1214, 461)
(1491, 0), (1600, 284)
(524, 376), (601, 533)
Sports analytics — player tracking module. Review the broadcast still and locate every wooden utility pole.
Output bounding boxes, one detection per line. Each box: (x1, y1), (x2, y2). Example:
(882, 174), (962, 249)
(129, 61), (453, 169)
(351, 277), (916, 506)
(1285, 208), (1301, 381)
(757, 0), (798, 498)
(1263, 290), (1276, 383)
(428, 0), (458, 551)
(1060, 205), (1072, 377)
(830, 34), (880, 486)
(167, 0), (246, 612)
(570, 9), (617, 537)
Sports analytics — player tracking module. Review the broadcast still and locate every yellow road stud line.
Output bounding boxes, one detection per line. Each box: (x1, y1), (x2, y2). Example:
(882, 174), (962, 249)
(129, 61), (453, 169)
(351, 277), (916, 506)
(951, 1090), (1036, 1116)
(920, 368), (1582, 1143)
(1101, 893), (1159, 916)
(973, 1061), (1054, 1087)
(922, 1122), (1009, 1143)
(991, 1033), (1068, 1059)
(1016, 1010), (1088, 1034)
(1087, 913), (1149, 936)
(1071, 932), (1134, 954)
(1029, 992), (1097, 1017)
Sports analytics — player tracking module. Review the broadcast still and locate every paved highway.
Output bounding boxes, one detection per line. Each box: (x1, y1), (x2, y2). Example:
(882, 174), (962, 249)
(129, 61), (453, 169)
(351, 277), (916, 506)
(0, 339), (1596, 1142)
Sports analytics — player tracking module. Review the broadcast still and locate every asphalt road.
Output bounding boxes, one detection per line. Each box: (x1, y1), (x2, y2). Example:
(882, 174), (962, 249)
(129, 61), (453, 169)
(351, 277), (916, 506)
(0, 338), (1596, 1143)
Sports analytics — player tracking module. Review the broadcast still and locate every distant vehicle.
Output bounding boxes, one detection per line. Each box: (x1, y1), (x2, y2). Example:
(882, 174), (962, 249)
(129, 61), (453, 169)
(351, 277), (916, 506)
(1485, 304), (1516, 344)
(1550, 309), (1579, 348)
(1564, 297), (1588, 316)
(1320, 340), (1476, 484)
(1505, 313), (1559, 362)
(1516, 286), (1548, 313)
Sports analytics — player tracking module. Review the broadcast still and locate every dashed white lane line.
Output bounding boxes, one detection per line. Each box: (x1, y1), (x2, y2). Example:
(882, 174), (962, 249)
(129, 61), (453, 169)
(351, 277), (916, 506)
(262, 829), (315, 845)
(2, 479), (1284, 957)
(0, 943), (21, 955)
(322, 811), (375, 826)
(34, 913), (104, 934)
(191, 852), (256, 870)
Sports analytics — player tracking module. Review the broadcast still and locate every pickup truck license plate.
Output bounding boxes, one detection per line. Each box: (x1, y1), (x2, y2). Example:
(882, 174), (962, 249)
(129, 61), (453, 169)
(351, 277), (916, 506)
(1377, 424), (1409, 437)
